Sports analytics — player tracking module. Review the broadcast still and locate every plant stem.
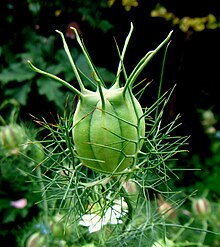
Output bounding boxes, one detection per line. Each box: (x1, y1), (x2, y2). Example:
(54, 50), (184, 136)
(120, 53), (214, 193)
(27, 60), (83, 98)
(114, 22), (134, 88)
(123, 30), (173, 94)
(56, 30), (85, 92)
(36, 166), (50, 246)
(155, 40), (171, 120)
(172, 218), (194, 242)
(199, 219), (208, 246)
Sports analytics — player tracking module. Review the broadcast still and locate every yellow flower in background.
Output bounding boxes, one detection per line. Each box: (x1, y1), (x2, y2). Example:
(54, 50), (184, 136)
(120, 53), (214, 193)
(108, 0), (139, 11)
(122, 0), (138, 11)
(108, 0), (116, 7)
(151, 4), (219, 32)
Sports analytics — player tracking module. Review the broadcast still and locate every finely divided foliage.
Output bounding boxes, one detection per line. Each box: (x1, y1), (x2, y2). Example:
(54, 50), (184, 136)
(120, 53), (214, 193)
(28, 23), (188, 245)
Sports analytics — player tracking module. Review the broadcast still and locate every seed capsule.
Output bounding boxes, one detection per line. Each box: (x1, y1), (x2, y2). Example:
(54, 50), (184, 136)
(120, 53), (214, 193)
(73, 87), (145, 173)
(28, 23), (172, 174)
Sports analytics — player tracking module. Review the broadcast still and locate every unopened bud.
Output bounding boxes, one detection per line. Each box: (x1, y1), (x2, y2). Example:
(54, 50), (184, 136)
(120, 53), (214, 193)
(0, 124), (27, 156)
(123, 180), (138, 194)
(192, 198), (211, 217)
(26, 232), (45, 247)
(157, 194), (176, 219)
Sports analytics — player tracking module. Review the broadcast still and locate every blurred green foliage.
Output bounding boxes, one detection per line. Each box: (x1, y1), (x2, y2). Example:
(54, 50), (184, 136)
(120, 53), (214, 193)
(0, 0), (115, 118)
(0, 28), (115, 116)
(0, 1), (117, 245)
(1, 0), (220, 246)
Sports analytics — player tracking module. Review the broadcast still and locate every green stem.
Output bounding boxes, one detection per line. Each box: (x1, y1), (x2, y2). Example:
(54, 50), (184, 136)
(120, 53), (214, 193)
(27, 60), (83, 98)
(98, 84), (106, 110)
(71, 27), (105, 88)
(199, 219), (208, 246)
(155, 41), (171, 120)
(56, 30), (85, 92)
(36, 166), (50, 246)
(111, 177), (133, 229)
(70, 27), (106, 109)
(114, 22), (134, 88)
(123, 30), (173, 95)
(172, 218), (194, 242)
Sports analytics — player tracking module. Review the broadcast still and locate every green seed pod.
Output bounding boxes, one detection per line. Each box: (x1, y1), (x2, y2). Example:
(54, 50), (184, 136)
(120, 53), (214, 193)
(28, 23), (172, 174)
(73, 86), (145, 173)
(0, 124), (27, 156)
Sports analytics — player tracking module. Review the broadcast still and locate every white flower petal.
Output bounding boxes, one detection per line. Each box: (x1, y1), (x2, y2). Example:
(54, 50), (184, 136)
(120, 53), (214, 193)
(88, 222), (103, 233)
(105, 206), (124, 225)
(110, 218), (123, 225)
(79, 214), (101, 227)
(79, 198), (128, 233)
(79, 213), (109, 233)
(103, 208), (112, 222)
(114, 199), (128, 211)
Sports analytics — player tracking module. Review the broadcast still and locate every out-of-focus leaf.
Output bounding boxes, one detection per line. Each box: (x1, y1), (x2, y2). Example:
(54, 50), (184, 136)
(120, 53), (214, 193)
(5, 82), (32, 105)
(0, 198), (10, 209)
(75, 53), (115, 89)
(0, 63), (35, 84)
(36, 78), (66, 109)
(2, 209), (17, 223)
(54, 49), (76, 82)
(47, 64), (67, 76)
(98, 67), (115, 85)
(75, 53), (96, 90)
(98, 20), (113, 33)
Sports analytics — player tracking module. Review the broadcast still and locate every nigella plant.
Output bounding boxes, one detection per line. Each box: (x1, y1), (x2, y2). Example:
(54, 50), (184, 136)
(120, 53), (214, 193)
(27, 23), (188, 246)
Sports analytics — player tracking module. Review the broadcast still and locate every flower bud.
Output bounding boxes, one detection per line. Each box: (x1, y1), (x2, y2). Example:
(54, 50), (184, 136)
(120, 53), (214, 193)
(26, 232), (45, 247)
(192, 197), (211, 217)
(0, 124), (28, 156)
(123, 180), (138, 194)
(157, 194), (176, 219)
